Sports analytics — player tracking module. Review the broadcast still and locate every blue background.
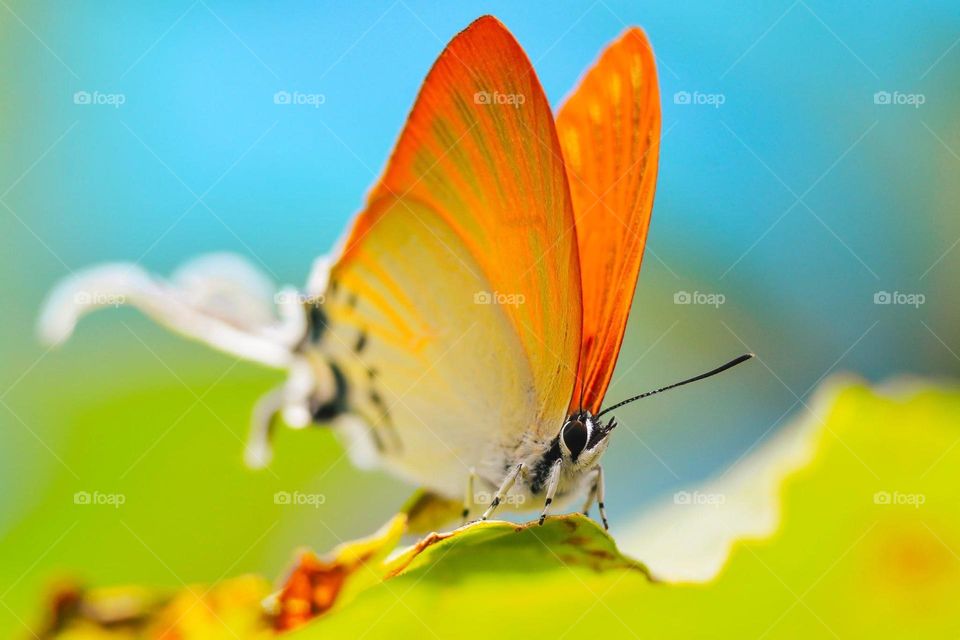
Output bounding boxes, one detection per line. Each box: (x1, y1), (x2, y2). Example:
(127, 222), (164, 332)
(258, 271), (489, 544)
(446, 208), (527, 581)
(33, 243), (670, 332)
(2, 1), (958, 633)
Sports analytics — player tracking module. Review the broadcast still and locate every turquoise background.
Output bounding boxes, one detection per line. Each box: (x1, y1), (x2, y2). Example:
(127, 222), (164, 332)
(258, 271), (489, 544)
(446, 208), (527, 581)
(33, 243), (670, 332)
(2, 1), (958, 634)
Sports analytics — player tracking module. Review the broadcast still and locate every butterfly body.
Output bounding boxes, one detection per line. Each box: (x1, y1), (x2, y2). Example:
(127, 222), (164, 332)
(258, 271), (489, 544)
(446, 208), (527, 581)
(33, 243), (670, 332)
(294, 289), (614, 516)
(520, 413), (613, 501)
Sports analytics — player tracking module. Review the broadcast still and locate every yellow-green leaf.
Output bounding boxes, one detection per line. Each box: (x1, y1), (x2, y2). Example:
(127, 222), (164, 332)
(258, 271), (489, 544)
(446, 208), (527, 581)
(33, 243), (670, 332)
(36, 380), (960, 639)
(290, 380), (960, 638)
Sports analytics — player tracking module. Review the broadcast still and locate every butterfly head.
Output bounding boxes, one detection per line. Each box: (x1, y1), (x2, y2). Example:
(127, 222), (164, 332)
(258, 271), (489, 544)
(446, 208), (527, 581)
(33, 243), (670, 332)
(558, 411), (616, 469)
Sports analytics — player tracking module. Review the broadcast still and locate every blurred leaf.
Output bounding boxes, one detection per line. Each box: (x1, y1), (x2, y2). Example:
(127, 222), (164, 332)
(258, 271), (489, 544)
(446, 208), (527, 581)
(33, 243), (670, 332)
(36, 576), (272, 639)
(38, 381), (960, 638)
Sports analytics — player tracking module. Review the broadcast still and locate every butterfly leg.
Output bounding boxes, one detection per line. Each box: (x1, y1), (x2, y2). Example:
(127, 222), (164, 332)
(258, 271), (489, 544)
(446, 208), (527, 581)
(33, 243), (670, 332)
(462, 467), (477, 524)
(480, 463), (523, 521)
(281, 358), (317, 429)
(244, 363), (318, 468)
(538, 459), (563, 525)
(595, 465), (609, 530)
(582, 467), (600, 516)
(244, 386), (284, 468)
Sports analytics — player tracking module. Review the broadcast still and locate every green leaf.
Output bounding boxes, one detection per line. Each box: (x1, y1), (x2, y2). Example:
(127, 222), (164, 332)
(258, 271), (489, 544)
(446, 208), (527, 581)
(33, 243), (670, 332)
(290, 380), (960, 638)
(36, 380), (960, 638)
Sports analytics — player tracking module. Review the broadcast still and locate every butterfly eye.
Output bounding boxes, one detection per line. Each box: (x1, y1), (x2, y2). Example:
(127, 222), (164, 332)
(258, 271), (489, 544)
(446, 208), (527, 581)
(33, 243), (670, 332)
(561, 419), (588, 460)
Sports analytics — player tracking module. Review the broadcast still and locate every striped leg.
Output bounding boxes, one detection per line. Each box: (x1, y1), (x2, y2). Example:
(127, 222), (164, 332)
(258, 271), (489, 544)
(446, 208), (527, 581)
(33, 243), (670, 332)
(462, 468), (476, 523)
(581, 466), (600, 516)
(480, 463), (523, 521)
(595, 465), (609, 530)
(538, 459), (563, 525)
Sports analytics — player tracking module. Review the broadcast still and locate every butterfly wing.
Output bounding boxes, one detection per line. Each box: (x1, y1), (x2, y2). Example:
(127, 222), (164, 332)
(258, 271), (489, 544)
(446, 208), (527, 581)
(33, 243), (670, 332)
(556, 28), (661, 415)
(318, 16), (581, 496)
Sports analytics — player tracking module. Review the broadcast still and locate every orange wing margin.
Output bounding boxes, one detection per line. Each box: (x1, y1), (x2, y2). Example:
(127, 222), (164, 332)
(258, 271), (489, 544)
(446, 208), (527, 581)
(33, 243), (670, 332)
(337, 16), (582, 431)
(556, 28), (661, 415)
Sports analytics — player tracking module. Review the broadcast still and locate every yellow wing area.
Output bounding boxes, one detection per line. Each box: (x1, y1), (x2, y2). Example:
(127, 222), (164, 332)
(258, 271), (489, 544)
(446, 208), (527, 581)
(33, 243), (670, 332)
(323, 17), (582, 495)
(323, 197), (538, 496)
(556, 28), (661, 415)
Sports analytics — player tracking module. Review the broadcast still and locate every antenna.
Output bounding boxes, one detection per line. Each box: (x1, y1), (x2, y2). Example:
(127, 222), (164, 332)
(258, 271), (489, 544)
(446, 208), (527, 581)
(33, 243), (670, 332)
(595, 353), (754, 418)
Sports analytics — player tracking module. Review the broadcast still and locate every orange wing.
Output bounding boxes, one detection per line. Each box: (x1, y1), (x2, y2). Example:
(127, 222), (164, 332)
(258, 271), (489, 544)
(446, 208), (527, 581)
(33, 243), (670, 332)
(334, 16), (582, 442)
(556, 28), (661, 416)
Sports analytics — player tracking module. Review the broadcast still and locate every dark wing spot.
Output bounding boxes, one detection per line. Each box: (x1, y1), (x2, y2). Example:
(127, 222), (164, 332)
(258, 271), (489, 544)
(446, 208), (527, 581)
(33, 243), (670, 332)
(307, 304), (328, 344)
(354, 329), (368, 353)
(311, 361), (348, 422)
(369, 388), (402, 451)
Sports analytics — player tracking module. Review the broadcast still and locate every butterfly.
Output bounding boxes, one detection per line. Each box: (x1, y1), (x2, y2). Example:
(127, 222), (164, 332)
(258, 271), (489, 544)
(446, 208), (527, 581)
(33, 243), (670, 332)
(40, 16), (751, 529)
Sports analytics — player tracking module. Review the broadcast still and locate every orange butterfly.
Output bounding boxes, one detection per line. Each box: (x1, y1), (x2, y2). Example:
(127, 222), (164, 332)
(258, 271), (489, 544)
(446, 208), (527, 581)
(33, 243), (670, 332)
(40, 16), (750, 529)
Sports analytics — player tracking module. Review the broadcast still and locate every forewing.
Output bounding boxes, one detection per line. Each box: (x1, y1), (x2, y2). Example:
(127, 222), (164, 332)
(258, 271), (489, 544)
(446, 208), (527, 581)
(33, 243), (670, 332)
(322, 16), (582, 494)
(323, 197), (535, 495)
(556, 28), (661, 415)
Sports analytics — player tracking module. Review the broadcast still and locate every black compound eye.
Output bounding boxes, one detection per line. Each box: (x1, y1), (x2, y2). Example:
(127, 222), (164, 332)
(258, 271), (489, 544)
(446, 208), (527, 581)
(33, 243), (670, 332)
(562, 419), (588, 459)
